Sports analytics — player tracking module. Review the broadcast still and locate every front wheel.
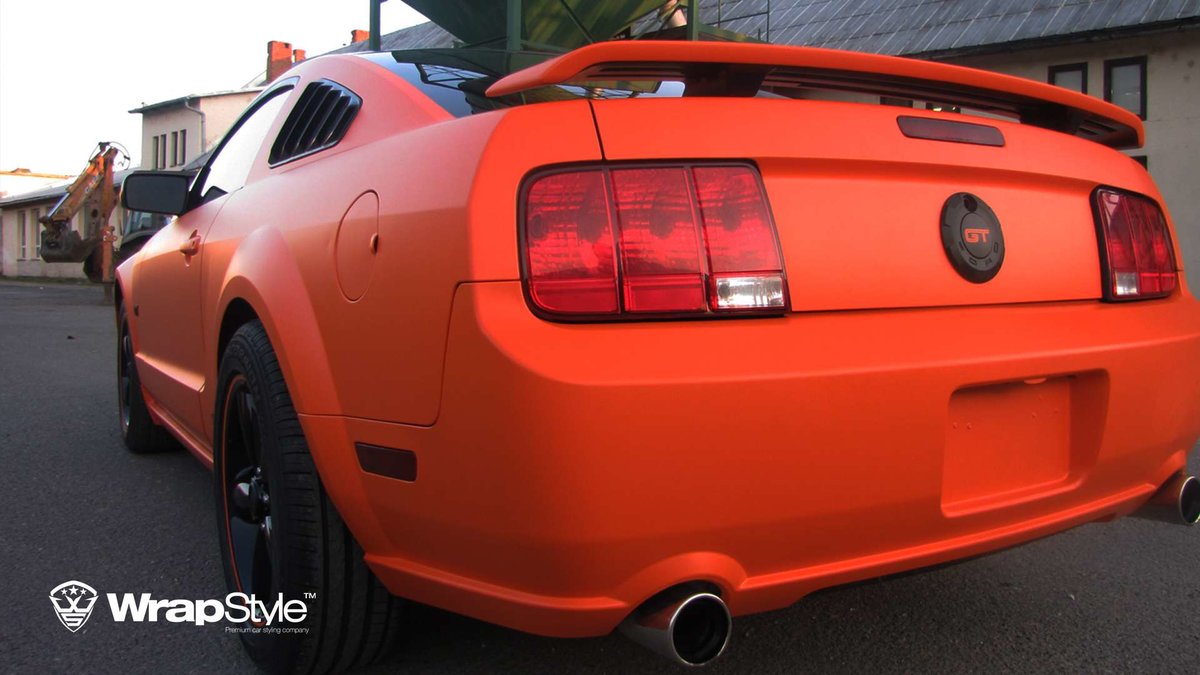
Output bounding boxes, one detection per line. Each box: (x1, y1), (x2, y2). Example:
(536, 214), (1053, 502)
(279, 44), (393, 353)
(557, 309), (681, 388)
(117, 303), (173, 453)
(214, 320), (403, 674)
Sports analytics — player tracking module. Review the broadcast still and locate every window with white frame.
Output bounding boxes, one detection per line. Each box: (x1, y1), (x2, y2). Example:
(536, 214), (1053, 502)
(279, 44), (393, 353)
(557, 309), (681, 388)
(18, 210), (28, 259)
(18, 208), (42, 260)
(29, 209), (41, 260)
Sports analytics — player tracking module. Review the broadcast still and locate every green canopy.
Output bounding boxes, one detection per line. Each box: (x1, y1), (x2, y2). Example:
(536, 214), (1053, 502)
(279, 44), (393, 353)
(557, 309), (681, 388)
(403, 0), (668, 50)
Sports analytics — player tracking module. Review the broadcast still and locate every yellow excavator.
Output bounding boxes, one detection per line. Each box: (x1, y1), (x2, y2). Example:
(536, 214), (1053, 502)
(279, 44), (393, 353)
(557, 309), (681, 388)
(37, 142), (128, 286)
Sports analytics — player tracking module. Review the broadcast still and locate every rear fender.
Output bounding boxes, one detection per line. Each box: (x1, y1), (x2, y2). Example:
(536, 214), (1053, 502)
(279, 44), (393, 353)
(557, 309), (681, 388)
(211, 227), (395, 545)
(210, 226), (339, 421)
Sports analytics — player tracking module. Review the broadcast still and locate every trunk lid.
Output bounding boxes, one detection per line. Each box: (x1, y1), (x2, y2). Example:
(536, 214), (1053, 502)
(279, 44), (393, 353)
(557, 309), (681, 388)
(589, 96), (1148, 311)
(488, 40), (1150, 312)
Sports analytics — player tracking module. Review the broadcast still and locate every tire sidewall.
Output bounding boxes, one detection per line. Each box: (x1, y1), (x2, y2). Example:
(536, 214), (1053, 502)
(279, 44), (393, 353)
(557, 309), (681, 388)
(117, 302), (165, 452)
(213, 323), (311, 673)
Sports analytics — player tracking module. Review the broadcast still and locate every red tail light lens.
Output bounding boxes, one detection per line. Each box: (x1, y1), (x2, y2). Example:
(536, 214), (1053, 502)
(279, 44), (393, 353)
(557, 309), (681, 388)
(522, 163), (787, 319)
(611, 168), (706, 312)
(694, 166), (787, 311)
(523, 171), (619, 314)
(1093, 188), (1177, 300)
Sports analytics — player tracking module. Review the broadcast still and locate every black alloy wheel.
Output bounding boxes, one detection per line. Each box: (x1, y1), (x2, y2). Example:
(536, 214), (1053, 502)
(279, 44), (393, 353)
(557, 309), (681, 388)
(220, 374), (277, 600)
(214, 320), (403, 674)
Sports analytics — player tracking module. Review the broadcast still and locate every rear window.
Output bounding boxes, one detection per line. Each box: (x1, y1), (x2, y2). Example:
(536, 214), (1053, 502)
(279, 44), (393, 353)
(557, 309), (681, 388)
(360, 50), (683, 118)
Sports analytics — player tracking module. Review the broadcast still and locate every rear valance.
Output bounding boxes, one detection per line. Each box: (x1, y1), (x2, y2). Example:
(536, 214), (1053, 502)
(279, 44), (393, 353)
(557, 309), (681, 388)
(487, 41), (1143, 149)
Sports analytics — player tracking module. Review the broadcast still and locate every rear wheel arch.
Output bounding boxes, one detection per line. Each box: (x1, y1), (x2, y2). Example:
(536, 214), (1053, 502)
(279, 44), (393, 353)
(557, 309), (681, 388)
(213, 320), (403, 672)
(217, 298), (261, 370)
(216, 227), (339, 416)
(212, 248), (388, 559)
(211, 291), (373, 519)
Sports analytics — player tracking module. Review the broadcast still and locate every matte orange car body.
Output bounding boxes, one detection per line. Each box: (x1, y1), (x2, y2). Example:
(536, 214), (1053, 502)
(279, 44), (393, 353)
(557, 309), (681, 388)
(117, 41), (1200, 640)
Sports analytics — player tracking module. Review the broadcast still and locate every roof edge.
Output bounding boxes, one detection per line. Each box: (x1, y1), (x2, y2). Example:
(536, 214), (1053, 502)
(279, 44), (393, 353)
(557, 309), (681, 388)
(0, 169), (137, 207)
(912, 17), (1200, 61)
(129, 87), (266, 114)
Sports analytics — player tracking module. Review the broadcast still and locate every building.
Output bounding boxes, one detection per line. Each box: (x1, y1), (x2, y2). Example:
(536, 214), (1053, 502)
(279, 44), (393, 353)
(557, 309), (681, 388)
(0, 168), (70, 201)
(129, 89), (263, 171)
(0, 170), (135, 279)
(0, 41), (307, 279)
(353, 0), (1200, 288)
(127, 41), (308, 171)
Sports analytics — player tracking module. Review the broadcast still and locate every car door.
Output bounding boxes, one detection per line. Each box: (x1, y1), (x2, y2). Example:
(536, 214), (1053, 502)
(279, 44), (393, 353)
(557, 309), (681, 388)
(133, 89), (292, 440)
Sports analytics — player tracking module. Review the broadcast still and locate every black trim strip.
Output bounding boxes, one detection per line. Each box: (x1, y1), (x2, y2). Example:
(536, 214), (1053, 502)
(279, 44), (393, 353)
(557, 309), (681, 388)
(897, 116), (1005, 147)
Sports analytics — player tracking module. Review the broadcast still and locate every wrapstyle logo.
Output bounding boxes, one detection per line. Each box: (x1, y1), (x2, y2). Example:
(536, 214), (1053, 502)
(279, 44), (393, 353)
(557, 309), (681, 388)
(108, 592), (308, 626)
(49, 579), (309, 632)
(50, 581), (99, 632)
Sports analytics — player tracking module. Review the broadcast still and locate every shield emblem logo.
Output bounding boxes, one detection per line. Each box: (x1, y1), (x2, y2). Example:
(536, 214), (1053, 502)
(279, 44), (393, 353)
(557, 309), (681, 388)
(49, 580), (99, 632)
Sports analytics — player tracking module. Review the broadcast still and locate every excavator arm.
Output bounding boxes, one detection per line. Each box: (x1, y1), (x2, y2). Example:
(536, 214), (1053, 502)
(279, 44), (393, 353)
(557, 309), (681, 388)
(39, 143), (124, 282)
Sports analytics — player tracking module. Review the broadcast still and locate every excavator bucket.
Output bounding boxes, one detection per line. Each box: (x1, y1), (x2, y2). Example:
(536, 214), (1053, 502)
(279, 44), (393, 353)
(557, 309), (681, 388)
(39, 145), (119, 271)
(38, 225), (98, 264)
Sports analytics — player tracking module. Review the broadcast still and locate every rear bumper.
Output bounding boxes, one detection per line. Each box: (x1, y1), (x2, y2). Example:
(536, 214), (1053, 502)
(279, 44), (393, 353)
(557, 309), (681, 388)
(300, 282), (1200, 637)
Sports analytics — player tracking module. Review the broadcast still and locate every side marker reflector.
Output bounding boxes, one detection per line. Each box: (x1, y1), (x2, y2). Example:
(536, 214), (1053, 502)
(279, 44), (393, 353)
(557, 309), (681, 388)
(356, 443), (417, 482)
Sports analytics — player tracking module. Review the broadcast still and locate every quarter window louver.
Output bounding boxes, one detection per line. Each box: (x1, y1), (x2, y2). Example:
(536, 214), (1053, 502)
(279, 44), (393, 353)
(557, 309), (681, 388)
(269, 80), (361, 165)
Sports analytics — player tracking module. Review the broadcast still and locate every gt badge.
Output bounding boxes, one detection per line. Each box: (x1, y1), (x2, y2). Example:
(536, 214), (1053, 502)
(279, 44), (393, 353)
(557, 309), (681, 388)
(941, 192), (1005, 283)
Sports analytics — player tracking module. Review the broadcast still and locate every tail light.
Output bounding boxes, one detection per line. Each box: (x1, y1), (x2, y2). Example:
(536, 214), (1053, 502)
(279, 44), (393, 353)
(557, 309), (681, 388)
(522, 163), (788, 319)
(1093, 188), (1177, 301)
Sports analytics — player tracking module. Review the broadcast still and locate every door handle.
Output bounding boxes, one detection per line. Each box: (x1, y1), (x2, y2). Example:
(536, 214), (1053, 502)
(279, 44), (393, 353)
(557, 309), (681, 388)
(179, 233), (201, 257)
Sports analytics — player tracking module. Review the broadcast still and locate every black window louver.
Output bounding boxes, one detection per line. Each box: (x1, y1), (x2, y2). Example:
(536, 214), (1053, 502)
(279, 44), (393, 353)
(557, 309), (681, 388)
(269, 80), (361, 165)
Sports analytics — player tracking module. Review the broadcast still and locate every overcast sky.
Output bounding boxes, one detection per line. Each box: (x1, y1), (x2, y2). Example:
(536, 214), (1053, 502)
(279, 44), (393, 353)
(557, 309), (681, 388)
(0, 1), (428, 175)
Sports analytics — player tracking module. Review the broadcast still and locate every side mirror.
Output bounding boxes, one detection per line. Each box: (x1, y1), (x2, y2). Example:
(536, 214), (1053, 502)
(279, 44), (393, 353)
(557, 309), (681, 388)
(121, 171), (192, 215)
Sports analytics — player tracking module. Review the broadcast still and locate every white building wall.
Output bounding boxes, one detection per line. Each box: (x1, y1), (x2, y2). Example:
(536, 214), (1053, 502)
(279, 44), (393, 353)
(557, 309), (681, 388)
(140, 107), (203, 170)
(198, 92), (259, 150)
(0, 201), (87, 279)
(947, 29), (1200, 290)
(137, 91), (258, 169)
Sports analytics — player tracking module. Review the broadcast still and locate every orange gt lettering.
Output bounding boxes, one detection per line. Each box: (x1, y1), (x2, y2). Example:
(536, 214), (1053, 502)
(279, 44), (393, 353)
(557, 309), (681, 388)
(964, 228), (990, 244)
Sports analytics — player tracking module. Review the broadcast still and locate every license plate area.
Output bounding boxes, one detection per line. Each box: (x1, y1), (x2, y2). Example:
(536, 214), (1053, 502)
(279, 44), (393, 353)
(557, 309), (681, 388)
(942, 373), (1105, 516)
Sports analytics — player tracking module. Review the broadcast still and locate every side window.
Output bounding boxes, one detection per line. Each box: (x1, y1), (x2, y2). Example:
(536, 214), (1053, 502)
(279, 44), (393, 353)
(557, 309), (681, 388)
(197, 90), (291, 201)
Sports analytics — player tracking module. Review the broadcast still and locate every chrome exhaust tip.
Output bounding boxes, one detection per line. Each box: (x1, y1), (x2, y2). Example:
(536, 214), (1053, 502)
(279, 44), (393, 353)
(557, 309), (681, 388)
(1132, 474), (1200, 525)
(619, 590), (731, 667)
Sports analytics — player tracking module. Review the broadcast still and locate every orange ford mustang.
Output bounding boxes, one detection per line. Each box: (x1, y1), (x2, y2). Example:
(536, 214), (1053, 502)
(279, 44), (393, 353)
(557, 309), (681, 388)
(116, 41), (1200, 671)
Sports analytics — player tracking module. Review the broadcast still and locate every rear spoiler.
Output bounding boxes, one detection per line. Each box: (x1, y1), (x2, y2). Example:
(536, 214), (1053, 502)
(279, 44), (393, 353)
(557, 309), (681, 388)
(487, 41), (1143, 149)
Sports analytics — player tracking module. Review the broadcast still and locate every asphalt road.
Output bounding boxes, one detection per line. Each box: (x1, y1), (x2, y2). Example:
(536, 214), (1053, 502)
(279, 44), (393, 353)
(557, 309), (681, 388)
(2, 279), (1198, 674)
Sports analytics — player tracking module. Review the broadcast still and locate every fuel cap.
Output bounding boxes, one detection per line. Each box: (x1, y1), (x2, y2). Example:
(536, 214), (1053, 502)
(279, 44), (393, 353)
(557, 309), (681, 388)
(940, 192), (1004, 283)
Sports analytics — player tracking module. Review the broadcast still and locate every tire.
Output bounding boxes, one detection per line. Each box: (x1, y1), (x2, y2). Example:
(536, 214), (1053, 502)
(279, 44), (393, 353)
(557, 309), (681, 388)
(117, 303), (173, 453)
(214, 320), (403, 674)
